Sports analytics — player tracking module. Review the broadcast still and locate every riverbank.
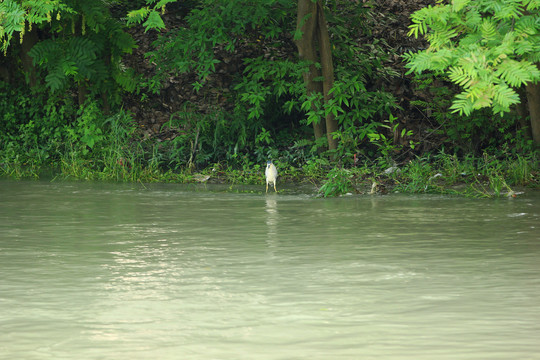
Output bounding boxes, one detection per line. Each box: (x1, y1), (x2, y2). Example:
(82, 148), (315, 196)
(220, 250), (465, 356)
(2, 151), (537, 198)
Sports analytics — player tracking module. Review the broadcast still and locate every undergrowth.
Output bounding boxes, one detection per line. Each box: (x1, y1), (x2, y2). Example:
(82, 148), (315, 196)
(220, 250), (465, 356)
(0, 84), (537, 198)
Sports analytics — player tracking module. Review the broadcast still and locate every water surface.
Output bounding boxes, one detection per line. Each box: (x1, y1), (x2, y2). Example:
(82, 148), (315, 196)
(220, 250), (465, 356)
(1, 180), (539, 359)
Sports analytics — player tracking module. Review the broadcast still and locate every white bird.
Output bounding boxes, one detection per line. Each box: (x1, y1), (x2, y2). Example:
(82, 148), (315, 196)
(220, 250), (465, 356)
(265, 160), (278, 193)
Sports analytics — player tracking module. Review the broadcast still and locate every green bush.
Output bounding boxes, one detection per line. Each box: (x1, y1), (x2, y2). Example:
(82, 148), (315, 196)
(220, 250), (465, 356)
(318, 167), (355, 197)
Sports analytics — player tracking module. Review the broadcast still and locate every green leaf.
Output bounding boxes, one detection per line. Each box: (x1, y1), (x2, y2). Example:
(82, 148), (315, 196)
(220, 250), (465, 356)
(45, 70), (67, 92)
(143, 10), (165, 32)
(493, 82), (520, 111)
(452, 0), (470, 12)
(495, 59), (540, 87)
(449, 92), (473, 115)
(480, 18), (497, 41)
(448, 66), (474, 88)
(61, 60), (78, 76)
(155, 0), (178, 8)
(126, 7), (150, 26)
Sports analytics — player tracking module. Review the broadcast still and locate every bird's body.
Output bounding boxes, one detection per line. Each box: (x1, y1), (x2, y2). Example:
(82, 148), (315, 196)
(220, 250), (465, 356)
(265, 160), (278, 193)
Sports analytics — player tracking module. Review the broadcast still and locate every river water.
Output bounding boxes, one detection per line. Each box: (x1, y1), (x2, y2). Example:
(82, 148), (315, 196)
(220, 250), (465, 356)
(1, 180), (539, 359)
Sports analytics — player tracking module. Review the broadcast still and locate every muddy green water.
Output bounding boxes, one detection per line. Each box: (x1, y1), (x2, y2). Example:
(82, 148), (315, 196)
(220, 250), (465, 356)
(1, 180), (539, 359)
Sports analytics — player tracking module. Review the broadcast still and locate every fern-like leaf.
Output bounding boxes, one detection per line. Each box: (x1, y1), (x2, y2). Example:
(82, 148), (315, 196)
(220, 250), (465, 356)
(493, 82), (520, 111)
(493, 1), (523, 21)
(143, 10), (166, 32)
(113, 67), (137, 92)
(495, 59), (540, 87)
(28, 40), (62, 66)
(524, 0), (540, 11)
(465, 8), (482, 30)
(61, 60), (78, 76)
(448, 66), (474, 88)
(45, 68), (67, 92)
(154, 0), (178, 9)
(480, 18), (497, 41)
(0, 0), (25, 52)
(452, 0), (471, 12)
(404, 51), (432, 74)
(126, 7), (150, 26)
(449, 92), (474, 116)
(470, 84), (493, 109)
(407, 6), (431, 38)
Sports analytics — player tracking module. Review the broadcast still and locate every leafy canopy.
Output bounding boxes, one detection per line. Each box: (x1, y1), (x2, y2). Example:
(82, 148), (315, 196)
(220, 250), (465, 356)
(0, 0), (74, 54)
(404, 0), (540, 116)
(0, 0), (137, 104)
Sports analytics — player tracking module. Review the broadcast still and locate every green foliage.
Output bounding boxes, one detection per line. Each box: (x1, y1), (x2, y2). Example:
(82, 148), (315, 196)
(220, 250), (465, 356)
(321, 3), (403, 161)
(366, 114), (415, 167)
(328, 75), (399, 160)
(2, 0), (137, 106)
(235, 58), (306, 120)
(66, 102), (105, 155)
(127, 0), (404, 167)
(161, 102), (265, 168)
(126, 0), (178, 31)
(129, 0), (313, 167)
(390, 151), (538, 197)
(2, 80), (536, 192)
(142, 0), (295, 92)
(393, 157), (444, 194)
(409, 72), (534, 154)
(235, 28), (400, 163)
(318, 167), (355, 197)
(234, 57), (401, 164)
(404, 0), (540, 116)
(29, 36), (99, 91)
(0, 81), (148, 181)
(0, 82), (75, 176)
(0, 0), (75, 54)
(59, 107), (155, 182)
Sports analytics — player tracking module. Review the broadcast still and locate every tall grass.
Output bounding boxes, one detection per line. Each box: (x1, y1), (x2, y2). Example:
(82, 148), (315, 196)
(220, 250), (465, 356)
(389, 152), (538, 198)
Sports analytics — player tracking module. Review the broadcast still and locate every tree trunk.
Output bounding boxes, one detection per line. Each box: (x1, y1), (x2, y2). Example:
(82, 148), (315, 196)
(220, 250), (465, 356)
(295, 0), (338, 150)
(78, 82), (87, 105)
(295, 0), (325, 141)
(525, 79), (540, 146)
(102, 54), (111, 114)
(316, 0), (338, 150)
(21, 27), (39, 88)
(515, 87), (532, 141)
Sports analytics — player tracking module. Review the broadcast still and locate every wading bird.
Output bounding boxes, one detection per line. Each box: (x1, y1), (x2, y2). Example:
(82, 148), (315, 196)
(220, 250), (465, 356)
(265, 160), (278, 193)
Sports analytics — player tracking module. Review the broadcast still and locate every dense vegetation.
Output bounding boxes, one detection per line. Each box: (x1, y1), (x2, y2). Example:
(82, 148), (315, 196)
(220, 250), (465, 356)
(0, 0), (538, 197)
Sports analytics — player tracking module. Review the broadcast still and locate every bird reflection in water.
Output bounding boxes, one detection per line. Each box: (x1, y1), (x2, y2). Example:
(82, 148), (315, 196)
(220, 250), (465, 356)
(265, 197), (278, 247)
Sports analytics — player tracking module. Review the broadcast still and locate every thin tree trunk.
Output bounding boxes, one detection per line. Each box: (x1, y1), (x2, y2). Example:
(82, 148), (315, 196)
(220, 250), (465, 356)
(21, 27), (39, 88)
(78, 82), (87, 105)
(515, 87), (532, 141)
(316, 0), (338, 150)
(102, 54), (111, 114)
(295, 0), (325, 141)
(526, 80), (540, 145)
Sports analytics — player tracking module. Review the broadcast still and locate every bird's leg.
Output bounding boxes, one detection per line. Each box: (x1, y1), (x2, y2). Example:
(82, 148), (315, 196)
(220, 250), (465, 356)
(266, 183), (269, 193)
(274, 183), (277, 192)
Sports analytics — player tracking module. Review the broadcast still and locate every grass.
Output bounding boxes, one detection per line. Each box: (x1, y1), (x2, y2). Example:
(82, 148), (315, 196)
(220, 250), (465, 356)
(1, 143), (538, 198)
(388, 153), (538, 198)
